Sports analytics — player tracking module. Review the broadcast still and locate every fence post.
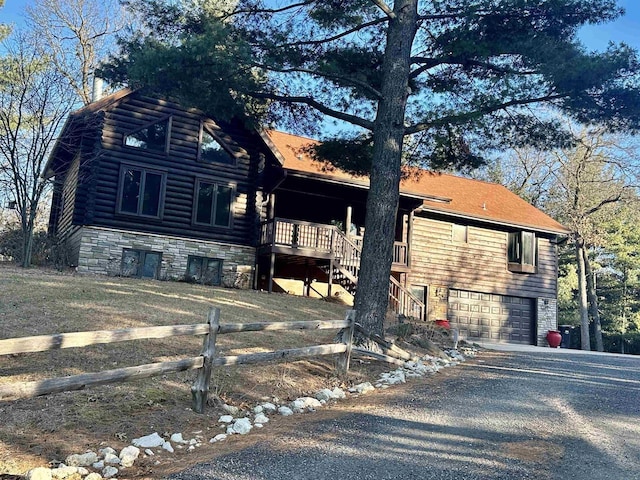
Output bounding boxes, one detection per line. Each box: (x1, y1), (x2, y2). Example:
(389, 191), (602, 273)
(191, 307), (220, 414)
(337, 310), (356, 374)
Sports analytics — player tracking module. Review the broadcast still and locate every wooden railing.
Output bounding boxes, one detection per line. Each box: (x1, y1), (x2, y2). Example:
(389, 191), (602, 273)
(261, 219), (408, 266)
(389, 276), (425, 320)
(260, 218), (335, 252)
(260, 218), (424, 320)
(0, 308), (357, 413)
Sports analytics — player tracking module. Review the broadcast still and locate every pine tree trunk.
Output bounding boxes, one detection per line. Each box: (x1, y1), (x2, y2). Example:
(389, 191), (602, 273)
(574, 237), (591, 351)
(582, 247), (603, 352)
(353, 0), (418, 338)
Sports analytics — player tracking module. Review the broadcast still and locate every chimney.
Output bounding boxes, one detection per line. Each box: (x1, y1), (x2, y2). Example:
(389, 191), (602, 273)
(92, 76), (104, 102)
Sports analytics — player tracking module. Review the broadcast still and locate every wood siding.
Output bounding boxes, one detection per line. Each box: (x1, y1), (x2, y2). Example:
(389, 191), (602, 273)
(57, 155), (80, 236)
(67, 93), (264, 247)
(407, 215), (558, 299)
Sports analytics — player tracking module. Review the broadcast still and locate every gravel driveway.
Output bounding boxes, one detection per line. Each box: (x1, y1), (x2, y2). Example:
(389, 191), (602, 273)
(168, 349), (640, 480)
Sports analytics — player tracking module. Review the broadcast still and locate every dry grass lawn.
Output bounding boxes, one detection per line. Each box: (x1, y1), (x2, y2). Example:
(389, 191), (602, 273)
(0, 263), (392, 478)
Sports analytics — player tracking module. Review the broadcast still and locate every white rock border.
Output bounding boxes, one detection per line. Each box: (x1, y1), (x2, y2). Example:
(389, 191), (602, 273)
(25, 347), (476, 480)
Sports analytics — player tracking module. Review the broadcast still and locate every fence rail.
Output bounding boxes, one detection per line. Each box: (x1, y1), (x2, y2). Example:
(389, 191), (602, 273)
(0, 308), (357, 413)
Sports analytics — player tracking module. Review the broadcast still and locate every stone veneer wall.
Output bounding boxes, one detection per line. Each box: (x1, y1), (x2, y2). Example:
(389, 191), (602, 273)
(76, 226), (255, 288)
(536, 297), (558, 346)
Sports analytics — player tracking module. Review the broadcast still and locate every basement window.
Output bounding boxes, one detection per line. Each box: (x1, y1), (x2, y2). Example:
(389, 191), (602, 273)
(508, 231), (536, 273)
(185, 256), (222, 286)
(121, 249), (162, 279)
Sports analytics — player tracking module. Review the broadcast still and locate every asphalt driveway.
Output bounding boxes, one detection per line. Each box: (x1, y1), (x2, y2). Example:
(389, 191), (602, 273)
(168, 348), (640, 480)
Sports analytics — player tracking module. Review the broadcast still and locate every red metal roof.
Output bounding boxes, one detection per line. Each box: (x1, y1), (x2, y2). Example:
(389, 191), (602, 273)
(265, 130), (569, 235)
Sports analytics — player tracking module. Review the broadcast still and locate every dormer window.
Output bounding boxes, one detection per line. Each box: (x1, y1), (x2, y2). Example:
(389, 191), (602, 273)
(199, 123), (235, 165)
(124, 117), (171, 152)
(508, 231), (536, 273)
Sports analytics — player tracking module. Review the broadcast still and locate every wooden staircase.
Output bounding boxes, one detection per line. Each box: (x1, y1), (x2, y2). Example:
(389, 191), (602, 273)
(325, 228), (425, 319)
(259, 218), (425, 319)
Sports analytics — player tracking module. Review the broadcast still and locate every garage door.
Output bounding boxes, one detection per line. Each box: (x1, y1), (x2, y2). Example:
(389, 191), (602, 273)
(448, 290), (534, 344)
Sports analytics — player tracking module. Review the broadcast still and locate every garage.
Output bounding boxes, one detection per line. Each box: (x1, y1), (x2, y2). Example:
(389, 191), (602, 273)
(448, 290), (535, 344)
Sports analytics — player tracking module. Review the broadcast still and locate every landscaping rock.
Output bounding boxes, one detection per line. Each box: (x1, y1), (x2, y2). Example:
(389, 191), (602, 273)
(92, 461), (104, 470)
(170, 433), (188, 444)
(102, 466), (118, 479)
(103, 453), (120, 465)
(253, 405), (264, 414)
(119, 445), (140, 468)
(162, 442), (174, 453)
(254, 413), (269, 424)
(261, 402), (277, 413)
(85, 474), (103, 480)
(26, 467), (52, 480)
(98, 447), (116, 457)
(222, 404), (239, 416)
(210, 434), (227, 443)
(297, 397), (322, 409)
(51, 466), (78, 479)
(331, 387), (346, 399)
(144, 449), (154, 456)
(314, 388), (334, 402)
(65, 452), (98, 467)
(278, 406), (293, 416)
(218, 415), (234, 423)
(132, 432), (165, 448)
(232, 418), (253, 435)
(352, 382), (375, 394)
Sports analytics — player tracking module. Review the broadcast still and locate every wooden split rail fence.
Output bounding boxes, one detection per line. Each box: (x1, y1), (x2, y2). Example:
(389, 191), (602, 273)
(0, 308), (360, 413)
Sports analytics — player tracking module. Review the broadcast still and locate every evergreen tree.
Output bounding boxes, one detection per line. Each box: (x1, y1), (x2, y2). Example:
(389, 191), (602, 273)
(102, 0), (640, 336)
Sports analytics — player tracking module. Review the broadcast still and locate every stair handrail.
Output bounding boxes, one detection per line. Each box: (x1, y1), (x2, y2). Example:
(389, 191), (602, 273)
(331, 227), (425, 320)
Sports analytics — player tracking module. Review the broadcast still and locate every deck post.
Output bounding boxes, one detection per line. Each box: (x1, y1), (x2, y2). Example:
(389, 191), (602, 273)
(328, 259), (333, 298)
(345, 206), (353, 236)
(268, 252), (275, 293)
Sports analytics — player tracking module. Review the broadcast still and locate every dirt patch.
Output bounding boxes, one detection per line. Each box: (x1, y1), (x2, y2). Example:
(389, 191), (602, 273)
(0, 264), (413, 477)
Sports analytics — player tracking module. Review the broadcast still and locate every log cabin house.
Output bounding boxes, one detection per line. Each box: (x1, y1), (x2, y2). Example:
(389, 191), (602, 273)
(45, 90), (569, 345)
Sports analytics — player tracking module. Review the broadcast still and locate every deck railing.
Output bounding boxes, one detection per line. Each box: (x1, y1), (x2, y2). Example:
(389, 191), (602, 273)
(260, 218), (425, 320)
(261, 219), (408, 266)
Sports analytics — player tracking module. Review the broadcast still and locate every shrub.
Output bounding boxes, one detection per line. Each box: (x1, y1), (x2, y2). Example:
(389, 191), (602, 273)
(0, 227), (60, 266)
(602, 332), (640, 355)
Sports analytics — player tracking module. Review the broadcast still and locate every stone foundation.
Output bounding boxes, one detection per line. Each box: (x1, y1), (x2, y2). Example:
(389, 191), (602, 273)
(76, 226), (255, 288)
(536, 297), (558, 346)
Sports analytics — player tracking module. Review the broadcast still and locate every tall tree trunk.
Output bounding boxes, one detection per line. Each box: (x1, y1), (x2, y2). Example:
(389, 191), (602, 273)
(354, 0), (418, 338)
(574, 236), (591, 351)
(582, 247), (603, 351)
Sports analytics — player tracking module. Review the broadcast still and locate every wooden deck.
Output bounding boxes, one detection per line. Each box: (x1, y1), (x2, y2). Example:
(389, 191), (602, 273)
(259, 218), (409, 269)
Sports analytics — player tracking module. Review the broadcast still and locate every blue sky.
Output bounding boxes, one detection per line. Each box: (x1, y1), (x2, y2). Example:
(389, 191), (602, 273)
(3, 0), (639, 50)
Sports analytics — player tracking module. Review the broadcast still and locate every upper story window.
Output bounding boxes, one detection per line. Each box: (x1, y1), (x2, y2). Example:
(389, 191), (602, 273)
(194, 179), (233, 228)
(124, 117), (171, 153)
(199, 123), (236, 165)
(508, 231), (536, 273)
(452, 224), (468, 243)
(117, 164), (166, 218)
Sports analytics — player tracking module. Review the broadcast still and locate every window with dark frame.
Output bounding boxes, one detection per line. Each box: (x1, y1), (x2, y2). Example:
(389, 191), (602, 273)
(452, 224), (468, 243)
(194, 180), (233, 228)
(121, 249), (162, 279)
(186, 256), (222, 286)
(118, 165), (166, 218)
(199, 124), (236, 165)
(508, 231), (536, 273)
(124, 117), (171, 152)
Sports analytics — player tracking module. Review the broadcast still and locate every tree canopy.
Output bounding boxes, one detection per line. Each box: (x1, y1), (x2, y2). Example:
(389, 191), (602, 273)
(103, 0), (640, 335)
